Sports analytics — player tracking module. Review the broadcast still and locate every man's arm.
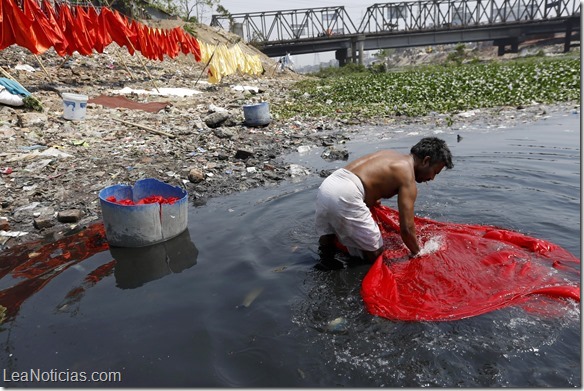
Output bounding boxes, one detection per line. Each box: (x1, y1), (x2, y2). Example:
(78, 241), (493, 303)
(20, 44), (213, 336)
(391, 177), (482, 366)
(397, 181), (420, 255)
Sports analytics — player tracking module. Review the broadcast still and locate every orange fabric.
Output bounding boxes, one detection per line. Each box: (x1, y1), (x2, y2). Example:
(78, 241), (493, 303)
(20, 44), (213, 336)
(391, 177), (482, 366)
(4, 0), (50, 54)
(71, 6), (94, 55)
(41, 0), (68, 55)
(56, 2), (78, 55)
(101, 7), (135, 53)
(23, 0), (62, 54)
(1, 1), (199, 62)
(0, 0), (17, 50)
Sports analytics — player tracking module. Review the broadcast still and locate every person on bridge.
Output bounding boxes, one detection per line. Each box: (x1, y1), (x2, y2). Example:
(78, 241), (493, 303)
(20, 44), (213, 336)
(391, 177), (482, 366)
(315, 137), (453, 262)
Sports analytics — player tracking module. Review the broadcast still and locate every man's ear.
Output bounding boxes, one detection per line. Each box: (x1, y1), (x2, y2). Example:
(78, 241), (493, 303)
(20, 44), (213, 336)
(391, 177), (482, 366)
(423, 156), (431, 166)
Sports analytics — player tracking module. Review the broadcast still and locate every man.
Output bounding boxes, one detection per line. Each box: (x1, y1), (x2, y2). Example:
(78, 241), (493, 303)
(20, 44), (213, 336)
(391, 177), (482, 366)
(315, 137), (453, 262)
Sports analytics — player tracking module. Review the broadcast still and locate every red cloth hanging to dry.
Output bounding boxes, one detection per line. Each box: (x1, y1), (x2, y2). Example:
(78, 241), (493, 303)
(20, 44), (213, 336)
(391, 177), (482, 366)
(360, 205), (580, 322)
(127, 19), (142, 54)
(100, 7), (135, 54)
(3, 0), (53, 54)
(1, 0), (202, 63)
(56, 2), (80, 56)
(0, 0), (17, 51)
(23, 0), (63, 54)
(92, 6), (112, 53)
(41, 0), (68, 56)
(70, 5), (94, 55)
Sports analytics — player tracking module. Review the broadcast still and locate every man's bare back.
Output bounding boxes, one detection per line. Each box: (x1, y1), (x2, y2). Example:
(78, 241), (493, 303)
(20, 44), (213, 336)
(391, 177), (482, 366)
(345, 150), (414, 207)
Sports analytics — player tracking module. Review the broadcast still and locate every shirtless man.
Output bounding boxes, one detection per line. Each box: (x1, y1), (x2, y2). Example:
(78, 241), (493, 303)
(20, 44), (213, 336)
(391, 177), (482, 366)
(315, 137), (453, 262)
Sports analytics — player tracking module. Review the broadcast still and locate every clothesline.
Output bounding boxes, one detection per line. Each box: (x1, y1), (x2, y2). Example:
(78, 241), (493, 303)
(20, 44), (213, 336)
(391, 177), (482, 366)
(0, 0), (264, 82)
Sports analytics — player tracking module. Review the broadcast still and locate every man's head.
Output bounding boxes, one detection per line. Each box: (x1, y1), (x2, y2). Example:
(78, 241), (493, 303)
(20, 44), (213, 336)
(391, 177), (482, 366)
(410, 137), (454, 183)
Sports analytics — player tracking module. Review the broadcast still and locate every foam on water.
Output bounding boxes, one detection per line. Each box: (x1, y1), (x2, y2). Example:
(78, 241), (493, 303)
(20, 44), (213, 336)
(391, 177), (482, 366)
(416, 235), (444, 257)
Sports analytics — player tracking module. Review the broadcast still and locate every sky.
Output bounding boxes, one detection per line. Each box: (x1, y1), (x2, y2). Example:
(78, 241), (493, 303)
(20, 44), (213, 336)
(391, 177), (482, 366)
(204, 1), (375, 66)
(214, 0), (368, 19)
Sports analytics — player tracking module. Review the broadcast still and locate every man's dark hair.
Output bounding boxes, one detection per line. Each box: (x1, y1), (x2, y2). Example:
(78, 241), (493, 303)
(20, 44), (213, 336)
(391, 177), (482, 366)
(410, 137), (454, 169)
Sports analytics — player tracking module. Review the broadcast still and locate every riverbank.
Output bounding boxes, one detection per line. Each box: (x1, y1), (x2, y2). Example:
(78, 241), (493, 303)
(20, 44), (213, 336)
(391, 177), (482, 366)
(0, 42), (580, 250)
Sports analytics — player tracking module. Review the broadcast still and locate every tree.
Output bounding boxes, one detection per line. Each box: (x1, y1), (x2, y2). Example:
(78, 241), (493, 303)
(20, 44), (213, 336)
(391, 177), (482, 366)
(187, 0), (220, 23)
(150, 0), (219, 23)
(215, 4), (233, 25)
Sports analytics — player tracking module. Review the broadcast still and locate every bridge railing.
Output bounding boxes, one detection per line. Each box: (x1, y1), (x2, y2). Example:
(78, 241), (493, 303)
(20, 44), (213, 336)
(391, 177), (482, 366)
(210, 6), (358, 44)
(211, 0), (580, 44)
(358, 0), (581, 34)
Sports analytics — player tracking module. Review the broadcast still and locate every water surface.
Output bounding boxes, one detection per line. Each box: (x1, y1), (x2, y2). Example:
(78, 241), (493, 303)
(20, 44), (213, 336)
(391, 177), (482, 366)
(0, 110), (579, 387)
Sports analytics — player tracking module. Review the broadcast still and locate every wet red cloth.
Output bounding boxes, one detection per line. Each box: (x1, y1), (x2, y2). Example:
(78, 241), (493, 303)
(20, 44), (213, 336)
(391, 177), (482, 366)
(361, 205), (580, 321)
(106, 195), (179, 205)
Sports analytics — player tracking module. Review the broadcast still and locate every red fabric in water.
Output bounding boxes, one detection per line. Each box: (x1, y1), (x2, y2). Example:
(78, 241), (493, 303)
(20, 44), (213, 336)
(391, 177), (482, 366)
(105, 195), (179, 205)
(360, 205), (580, 321)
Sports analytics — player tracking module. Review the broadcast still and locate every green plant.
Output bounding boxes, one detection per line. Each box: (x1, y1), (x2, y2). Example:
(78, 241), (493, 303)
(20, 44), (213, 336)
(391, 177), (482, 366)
(22, 95), (43, 112)
(445, 43), (466, 66)
(272, 57), (580, 121)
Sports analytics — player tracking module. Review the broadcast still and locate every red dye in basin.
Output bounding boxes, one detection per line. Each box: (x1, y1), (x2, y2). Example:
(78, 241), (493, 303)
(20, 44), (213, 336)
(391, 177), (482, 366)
(106, 195), (180, 205)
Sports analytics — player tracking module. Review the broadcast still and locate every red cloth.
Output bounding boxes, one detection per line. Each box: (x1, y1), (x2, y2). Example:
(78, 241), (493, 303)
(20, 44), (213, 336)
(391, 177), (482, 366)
(23, 0), (63, 54)
(106, 195), (179, 205)
(71, 5), (94, 56)
(361, 205), (580, 321)
(41, 0), (68, 56)
(3, 0), (53, 54)
(56, 2), (79, 56)
(100, 7), (135, 53)
(92, 6), (112, 53)
(1, 1), (201, 62)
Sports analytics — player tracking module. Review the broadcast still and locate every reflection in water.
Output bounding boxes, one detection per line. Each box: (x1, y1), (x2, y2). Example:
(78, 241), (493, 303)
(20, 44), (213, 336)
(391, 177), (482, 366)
(0, 223), (109, 323)
(0, 224), (199, 323)
(111, 229), (198, 289)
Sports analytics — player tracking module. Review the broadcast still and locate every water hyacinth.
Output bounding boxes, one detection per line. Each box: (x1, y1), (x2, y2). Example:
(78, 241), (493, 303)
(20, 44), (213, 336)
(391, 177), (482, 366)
(274, 57), (580, 120)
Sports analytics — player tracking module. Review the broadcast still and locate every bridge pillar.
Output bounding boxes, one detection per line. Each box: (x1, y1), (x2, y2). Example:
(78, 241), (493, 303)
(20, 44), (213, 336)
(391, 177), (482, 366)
(564, 16), (579, 52)
(335, 49), (349, 67)
(351, 35), (366, 65)
(493, 38), (519, 56)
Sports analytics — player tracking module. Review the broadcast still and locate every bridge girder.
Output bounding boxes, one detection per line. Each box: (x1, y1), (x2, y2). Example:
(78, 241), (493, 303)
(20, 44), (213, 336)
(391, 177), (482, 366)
(211, 0), (581, 62)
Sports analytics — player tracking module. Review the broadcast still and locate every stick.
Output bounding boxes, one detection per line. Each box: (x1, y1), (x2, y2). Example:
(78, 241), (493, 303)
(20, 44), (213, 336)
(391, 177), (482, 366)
(116, 48), (136, 80)
(194, 43), (217, 87)
(58, 55), (71, 69)
(112, 118), (176, 139)
(34, 54), (53, 82)
(124, 35), (160, 93)
(0, 66), (18, 82)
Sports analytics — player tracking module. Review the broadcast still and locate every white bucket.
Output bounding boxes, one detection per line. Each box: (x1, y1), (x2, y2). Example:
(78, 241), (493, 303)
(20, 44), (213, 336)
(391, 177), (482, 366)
(62, 93), (88, 120)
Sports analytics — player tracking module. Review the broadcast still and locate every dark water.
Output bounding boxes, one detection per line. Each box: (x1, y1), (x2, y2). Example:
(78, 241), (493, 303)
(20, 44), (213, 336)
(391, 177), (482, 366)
(0, 111), (580, 387)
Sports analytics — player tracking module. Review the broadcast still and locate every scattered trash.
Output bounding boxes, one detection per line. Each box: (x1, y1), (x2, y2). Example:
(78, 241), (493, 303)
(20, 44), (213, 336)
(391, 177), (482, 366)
(325, 317), (348, 334)
(231, 85), (259, 93)
(288, 164), (310, 177)
(14, 64), (36, 72)
(241, 287), (264, 308)
(297, 145), (311, 154)
(320, 147), (349, 161)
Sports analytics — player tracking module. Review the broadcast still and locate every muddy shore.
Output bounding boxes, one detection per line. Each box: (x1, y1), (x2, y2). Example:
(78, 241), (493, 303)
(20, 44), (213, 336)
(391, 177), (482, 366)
(0, 41), (579, 250)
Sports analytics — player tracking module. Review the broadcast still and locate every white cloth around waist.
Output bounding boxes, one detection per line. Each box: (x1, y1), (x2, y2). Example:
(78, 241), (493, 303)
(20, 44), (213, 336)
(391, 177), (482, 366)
(315, 168), (383, 257)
